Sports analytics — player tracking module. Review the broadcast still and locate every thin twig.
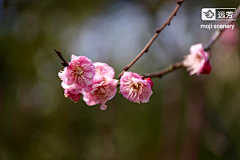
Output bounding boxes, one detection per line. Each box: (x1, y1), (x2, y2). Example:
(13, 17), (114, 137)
(142, 61), (183, 78)
(204, 5), (240, 51)
(54, 49), (69, 67)
(118, 0), (185, 79)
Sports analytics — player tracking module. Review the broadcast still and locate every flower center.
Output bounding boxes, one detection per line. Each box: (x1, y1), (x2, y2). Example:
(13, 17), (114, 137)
(94, 86), (109, 102)
(97, 86), (107, 95)
(132, 83), (139, 90)
(195, 53), (202, 62)
(73, 66), (84, 77)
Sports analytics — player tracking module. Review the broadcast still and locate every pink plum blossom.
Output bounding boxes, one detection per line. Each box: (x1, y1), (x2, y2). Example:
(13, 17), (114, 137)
(83, 75), (118, 110)
(83, 63), (118, 110)
(59, 55), (95, 89)
(183, 43), (211, 76)
(120, 72), (153, 103)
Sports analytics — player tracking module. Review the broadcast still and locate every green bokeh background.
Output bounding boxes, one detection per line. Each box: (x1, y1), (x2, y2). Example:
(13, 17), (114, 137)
(0, 0), (240, 159)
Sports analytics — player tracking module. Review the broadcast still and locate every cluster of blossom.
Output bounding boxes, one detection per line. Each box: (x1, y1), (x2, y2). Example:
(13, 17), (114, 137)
(58, 43), (211, 110)
(58, 55), (154, 110)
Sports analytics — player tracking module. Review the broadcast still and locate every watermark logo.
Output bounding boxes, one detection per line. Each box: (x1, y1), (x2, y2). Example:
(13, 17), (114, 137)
(202, 8), (215, 20)
(201, 8), (236, 21)
(203, 10), (214, 18)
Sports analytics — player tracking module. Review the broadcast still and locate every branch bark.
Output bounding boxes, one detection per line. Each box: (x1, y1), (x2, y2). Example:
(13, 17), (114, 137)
(54, 49), (69, 67)
(142, 61), (183, 78)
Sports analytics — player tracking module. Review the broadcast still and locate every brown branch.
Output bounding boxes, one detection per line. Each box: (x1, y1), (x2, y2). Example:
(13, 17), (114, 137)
(118, 0), (185, 79)
(142, 61), (183, 78)
(54, 49), (69, 67)
(203, 5), (240, 51)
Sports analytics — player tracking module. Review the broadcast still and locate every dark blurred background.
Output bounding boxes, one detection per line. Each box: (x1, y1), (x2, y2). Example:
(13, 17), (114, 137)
(0, 0), (240, 159)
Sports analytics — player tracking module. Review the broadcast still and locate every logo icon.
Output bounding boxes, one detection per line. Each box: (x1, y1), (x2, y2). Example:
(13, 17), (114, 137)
(203, 10), (214, 18)
(201, 8), (216, 20)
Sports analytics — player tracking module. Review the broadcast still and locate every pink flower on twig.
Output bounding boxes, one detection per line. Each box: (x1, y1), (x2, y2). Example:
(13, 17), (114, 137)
(183, 43), (211, 75)
(58, 55), (95, 102)
(120, 72), (153, 103)
(59, 55), (95, 89)
(83, 63), (118, 110)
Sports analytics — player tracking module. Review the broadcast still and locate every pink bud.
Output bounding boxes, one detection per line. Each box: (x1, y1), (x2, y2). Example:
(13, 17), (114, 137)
(144, 77), (154, 89)
(183, 43), (211, 76)
(120, 72), (153, 103)
(200, 60), (211, 74)
(64, 85), (82, 103)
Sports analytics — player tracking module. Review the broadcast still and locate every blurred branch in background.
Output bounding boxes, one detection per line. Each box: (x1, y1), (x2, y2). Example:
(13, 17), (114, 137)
(203, 5), (240, 51)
